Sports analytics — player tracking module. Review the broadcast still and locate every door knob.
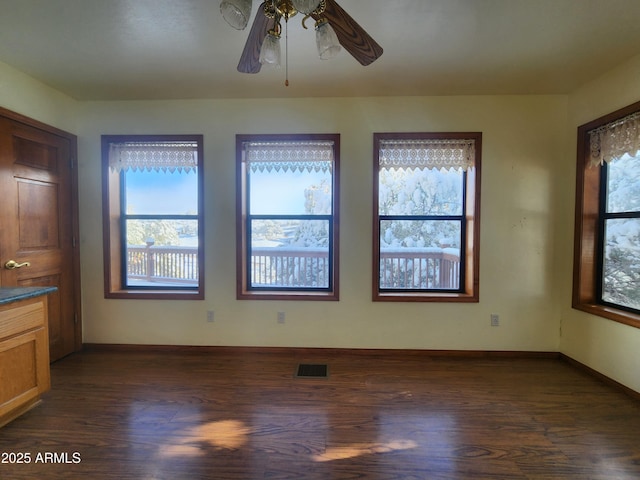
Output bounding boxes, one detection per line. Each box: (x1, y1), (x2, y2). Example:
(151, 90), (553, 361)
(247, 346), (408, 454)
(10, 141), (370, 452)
(4, 260), (31, 270)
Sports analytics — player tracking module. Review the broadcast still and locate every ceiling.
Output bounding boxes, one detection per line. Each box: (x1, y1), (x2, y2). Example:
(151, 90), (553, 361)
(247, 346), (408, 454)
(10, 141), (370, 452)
(0, 0), (639, 101)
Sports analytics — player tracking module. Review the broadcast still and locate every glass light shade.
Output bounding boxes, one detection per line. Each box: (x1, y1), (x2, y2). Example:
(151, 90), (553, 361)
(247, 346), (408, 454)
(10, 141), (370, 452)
(220, 0), (252, 30)
(291, 0), (321, 14)
(316, 21), (341, 60)
(259, 33), (281, 66)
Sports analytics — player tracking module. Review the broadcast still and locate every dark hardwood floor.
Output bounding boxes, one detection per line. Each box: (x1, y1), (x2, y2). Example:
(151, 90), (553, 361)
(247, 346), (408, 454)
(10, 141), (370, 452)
(1, 347), (639, 479)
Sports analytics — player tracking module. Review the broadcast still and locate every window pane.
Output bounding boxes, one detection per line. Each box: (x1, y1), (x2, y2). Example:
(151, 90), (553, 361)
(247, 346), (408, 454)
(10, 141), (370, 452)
(125, 219), (199, 287)
(250, 219), (330, 288)
(378, 167), (463, 216)
(602, 218), (640, 311)
(125, 169), (198, 215)
(249, 168), (332, 215)
(379, 220), (461, 290)
(606, 153), (640, 213)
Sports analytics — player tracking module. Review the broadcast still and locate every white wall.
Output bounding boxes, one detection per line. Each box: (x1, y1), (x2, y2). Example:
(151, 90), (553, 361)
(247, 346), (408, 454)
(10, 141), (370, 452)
(559, 54), (640, 393)
(76, 95), (566, 351)
(0, 60), (78, 132)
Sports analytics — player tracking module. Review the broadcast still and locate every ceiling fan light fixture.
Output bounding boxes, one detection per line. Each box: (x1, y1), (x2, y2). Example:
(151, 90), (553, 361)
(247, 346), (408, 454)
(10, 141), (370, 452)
(234, 0), (382, 77)
(259, 31), (282, 66)
(220, 0), (253, 30)
(291, 0), (322, 15)
(315, 19), (341, 60)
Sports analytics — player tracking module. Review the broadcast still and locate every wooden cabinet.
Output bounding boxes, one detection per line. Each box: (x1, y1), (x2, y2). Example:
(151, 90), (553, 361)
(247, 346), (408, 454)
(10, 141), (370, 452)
(0, 294), (51, 427)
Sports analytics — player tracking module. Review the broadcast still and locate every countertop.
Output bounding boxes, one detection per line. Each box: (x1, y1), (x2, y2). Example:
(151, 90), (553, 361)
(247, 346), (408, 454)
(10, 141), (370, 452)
(0, 286), (58, 306)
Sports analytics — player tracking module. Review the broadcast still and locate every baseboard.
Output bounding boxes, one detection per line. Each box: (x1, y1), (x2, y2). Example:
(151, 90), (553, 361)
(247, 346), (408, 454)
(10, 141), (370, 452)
(81, 342), (559, 358)
(559, 353), (640, 401)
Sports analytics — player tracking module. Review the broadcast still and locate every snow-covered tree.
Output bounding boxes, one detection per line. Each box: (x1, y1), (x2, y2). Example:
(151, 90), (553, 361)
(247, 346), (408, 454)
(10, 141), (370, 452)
(292, 179), (331, 248)
(127, 220), (180, 246)
(379, 167), (463, 249)
(602, 153), (640, 310)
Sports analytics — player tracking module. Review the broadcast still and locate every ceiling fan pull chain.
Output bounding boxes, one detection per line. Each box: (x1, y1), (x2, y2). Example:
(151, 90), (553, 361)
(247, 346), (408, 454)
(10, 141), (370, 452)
(285, 20), (290, 86)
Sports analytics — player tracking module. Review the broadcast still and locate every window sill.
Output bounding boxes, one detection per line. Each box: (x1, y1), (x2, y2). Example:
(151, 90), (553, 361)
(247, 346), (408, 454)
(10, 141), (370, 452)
(106, 289), (204, 300)
(237, 290), (338, 301)
(374, 291), (479, 302)
(572, 302), (640, 329)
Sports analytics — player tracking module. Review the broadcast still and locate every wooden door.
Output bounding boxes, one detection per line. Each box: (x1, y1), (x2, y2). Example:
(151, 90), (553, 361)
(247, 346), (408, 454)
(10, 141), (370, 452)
(0, 112), (80, 362)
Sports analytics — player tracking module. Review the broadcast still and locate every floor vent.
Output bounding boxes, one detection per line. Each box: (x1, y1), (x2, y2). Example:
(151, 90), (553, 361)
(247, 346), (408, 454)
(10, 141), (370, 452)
(295, 364), (328, 378)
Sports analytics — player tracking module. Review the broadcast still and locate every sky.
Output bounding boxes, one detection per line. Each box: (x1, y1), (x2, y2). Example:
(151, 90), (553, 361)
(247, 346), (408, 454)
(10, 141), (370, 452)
(249, 169), (330, 215)
(125, 169), (198, 215)
(124, 168), (330, 216)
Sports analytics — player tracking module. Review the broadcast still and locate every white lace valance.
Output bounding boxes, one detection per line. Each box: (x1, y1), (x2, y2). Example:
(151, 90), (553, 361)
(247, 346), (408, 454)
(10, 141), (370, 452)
(379, 139), (476, 171)
(109, 142), (198, 173)
(244, 141), (334, 173)
(589, 111), (640, 167)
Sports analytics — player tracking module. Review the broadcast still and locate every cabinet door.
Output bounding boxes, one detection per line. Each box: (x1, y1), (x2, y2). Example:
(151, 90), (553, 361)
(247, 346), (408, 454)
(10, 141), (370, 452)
(0, 326), (50, 421)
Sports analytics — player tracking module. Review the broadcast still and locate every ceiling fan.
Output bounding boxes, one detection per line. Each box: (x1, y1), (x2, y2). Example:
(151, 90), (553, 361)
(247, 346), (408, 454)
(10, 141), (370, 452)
(220, 0), (383, 77)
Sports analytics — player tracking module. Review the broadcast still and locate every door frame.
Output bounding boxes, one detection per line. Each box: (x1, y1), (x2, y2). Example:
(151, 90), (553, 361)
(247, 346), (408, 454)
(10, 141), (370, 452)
(0, 106), (82, 355)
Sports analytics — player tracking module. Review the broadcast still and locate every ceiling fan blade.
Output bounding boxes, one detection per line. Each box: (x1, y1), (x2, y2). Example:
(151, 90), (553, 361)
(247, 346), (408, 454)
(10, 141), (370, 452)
(312, 0), (383, 66)
(237, 2), (274, 74)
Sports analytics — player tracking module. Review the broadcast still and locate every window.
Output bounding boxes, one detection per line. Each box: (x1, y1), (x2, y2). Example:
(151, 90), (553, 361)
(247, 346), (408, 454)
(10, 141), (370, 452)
(236, 134), (339, 300)
(574, 101), (640, 326)
(102, 135), (204, 299)
(373, 132), (481, 302)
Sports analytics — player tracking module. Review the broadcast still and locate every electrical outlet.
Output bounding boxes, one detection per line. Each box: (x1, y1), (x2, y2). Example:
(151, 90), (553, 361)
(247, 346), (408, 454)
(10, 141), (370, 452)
(490, 313), (500, 327)
(277, 311), (285, 324)
(207, 310), (215, 323)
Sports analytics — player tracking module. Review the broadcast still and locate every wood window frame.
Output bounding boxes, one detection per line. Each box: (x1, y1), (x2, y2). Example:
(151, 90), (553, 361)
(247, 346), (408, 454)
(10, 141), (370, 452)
(372, 132), (482, 302)
(236, 133), (340, 301)
(101, 134), (205, 300)
(573, 100), (640, 328)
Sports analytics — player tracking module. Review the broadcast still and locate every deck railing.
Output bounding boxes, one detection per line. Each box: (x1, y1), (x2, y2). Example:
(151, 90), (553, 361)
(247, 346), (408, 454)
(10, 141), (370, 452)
(126, 245), (460, 289)
(127, 245), (199, 285)
(250, 247), (330, 287)
(380, 247), (460, 290)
